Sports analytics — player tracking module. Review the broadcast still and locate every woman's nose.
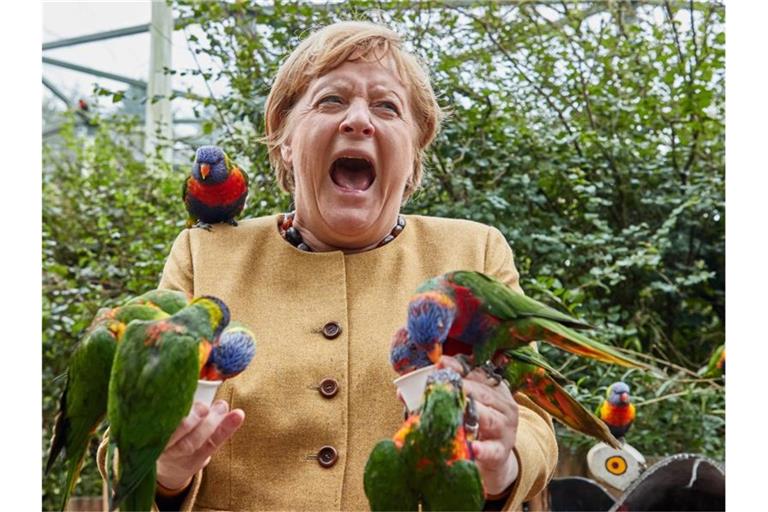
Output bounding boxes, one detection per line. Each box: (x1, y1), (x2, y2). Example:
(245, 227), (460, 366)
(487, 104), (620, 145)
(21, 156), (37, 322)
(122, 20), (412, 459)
(339, 101), (375, 137)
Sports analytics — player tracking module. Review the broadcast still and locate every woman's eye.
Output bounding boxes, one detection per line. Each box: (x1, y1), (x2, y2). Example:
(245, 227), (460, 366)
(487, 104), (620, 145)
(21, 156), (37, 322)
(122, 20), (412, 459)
(377, 101), (399, 113)
(318, 95), (344, 105)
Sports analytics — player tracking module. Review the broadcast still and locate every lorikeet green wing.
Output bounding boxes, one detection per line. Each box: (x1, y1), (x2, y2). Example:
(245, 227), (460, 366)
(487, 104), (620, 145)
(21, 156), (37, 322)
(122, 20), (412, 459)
(124, 289), (190, 315)
(46, 304), (170, 511)
(447, 271), (648, 370)
(448, 271), (592, 328)
(46, 326), (117, 511)
(421, 460), (485, 511)
(107, 296), (229, 511)
(364, 440), (420, 511)
(501, 347), (621, 449)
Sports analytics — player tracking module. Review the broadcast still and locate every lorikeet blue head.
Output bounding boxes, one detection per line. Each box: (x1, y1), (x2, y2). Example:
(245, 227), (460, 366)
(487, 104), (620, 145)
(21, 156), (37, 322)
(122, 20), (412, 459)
(390, 327), (432, 375)
(606, 381), (631, 406)
(203, 323), (257, 380)
(193, 145), (230, 184)
(406, 292), (456, 364)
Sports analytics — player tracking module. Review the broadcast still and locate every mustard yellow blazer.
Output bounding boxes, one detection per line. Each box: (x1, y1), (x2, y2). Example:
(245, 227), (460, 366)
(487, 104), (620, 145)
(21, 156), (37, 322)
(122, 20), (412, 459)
(99, 214), (557, 511)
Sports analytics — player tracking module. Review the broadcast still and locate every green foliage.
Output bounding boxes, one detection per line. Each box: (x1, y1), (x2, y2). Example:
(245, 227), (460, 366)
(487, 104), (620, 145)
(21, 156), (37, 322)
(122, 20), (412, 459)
(42, 1), (724, 507)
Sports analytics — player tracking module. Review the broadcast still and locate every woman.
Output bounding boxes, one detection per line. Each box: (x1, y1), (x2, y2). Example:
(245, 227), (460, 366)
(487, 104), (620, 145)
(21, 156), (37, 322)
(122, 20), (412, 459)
(99, 20), (557, 511)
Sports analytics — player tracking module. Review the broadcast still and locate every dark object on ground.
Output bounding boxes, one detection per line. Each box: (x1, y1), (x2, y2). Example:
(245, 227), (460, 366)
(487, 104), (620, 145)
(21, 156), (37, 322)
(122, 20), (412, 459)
(549, 476), (615, 511)
(609, 453), (725, 511)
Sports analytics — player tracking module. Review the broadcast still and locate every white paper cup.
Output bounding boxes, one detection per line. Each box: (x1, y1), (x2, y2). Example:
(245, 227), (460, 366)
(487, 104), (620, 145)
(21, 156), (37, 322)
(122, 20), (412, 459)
(393, 364), (437, 412)
(192, 379), (223, 409)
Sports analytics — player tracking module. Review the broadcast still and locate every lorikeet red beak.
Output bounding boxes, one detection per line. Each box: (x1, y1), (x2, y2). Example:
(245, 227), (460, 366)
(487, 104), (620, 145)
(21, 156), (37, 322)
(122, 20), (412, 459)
(619, 392), (629, 404)
(200, 163), (211, 180)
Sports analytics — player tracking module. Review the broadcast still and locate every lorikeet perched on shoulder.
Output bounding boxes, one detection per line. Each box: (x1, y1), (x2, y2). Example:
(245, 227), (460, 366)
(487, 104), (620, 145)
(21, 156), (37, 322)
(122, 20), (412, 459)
(597, 381), (636, 441)
(407, 271), (650, 373)
(46, 303), (170, 511)
(107, 296), (230, 511)
(364, 368), (484, 511)
(183, 145), (249, 231)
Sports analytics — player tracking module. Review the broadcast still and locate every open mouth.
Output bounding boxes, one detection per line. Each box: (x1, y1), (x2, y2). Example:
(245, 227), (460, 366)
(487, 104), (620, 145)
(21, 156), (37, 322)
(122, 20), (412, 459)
(330, 157), (376, 192)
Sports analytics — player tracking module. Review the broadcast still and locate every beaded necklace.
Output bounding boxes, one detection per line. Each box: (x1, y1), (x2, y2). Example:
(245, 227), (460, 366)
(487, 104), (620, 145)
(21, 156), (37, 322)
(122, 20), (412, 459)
(277, 211), (406, 252)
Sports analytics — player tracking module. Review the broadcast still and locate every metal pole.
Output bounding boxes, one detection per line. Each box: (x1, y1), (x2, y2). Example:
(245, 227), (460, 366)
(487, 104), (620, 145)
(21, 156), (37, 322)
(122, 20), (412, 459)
(145, 1), (174, 162)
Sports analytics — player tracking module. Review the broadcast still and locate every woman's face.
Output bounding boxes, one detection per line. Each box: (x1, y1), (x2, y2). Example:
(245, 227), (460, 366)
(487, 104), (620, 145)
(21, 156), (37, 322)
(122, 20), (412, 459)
(280, 56), (418, 250)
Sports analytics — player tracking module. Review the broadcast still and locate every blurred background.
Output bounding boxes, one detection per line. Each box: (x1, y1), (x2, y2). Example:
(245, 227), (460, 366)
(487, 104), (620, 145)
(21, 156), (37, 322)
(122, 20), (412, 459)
(41, 1), (725, 509)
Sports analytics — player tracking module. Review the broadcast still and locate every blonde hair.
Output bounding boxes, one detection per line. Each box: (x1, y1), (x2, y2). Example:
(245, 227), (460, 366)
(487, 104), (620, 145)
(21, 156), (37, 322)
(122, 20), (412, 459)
(264, 21), (443, 199)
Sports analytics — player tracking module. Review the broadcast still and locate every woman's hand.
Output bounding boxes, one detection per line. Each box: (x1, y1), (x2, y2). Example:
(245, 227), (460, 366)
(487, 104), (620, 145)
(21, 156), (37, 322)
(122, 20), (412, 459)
(439, 355), (520, 498)
(156, 400), (245, 493)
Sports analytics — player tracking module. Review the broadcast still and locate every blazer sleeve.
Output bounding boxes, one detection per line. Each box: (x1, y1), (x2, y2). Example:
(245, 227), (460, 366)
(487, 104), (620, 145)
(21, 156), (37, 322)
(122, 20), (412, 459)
(484, 226), (559, 511)
(158, 229), (195, 295)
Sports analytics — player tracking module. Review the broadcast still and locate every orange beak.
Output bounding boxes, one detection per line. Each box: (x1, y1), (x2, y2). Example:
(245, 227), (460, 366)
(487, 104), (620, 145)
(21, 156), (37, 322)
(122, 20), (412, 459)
(198, 340), (213, 372)
(200, 163), (211, 180)
(427, 343), (443, 365)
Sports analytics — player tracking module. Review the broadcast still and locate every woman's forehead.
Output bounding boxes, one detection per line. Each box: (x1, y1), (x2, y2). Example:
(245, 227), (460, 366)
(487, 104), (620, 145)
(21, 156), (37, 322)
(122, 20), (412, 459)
(307, 57), (409, 96)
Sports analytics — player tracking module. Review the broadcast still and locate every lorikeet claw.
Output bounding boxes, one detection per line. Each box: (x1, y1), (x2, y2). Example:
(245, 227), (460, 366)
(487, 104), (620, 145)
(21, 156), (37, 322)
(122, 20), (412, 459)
(454, 354), (474, 377)
(227, 218), (238, 227)
(192, 221), (213, 231)
(479, 361), (504, 386)
(464, 393), (480, 441)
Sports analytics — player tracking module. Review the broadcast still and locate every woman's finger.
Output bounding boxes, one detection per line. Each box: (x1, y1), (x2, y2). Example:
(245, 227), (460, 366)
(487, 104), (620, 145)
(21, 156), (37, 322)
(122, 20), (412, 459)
(165, 402), (210, 449)
(472, 439), (510, 468)
(169, 400), (231, 456)
(462, 378), (516, 418)
(437, 355), (469, 376)
(194, 409), (245, 461)
(468, 398), (516, 442)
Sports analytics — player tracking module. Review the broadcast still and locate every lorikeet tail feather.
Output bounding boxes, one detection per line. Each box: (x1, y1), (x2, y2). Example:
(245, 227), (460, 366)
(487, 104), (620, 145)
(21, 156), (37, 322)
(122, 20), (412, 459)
(525, 318), (648, 370)
(45, 380), (71, 475)
(59, 444), (88, 511)
(520, 371), (621, 449)
(110, 446), (163, 512)
(115, 469), (158, 512)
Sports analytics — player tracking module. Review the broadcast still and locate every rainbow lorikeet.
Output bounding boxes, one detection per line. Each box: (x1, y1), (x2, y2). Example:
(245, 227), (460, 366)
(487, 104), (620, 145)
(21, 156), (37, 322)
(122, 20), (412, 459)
(106, 296), (230, 511)
(407, 271), (649, 375)
(183, 145), (249, 231)
(390, 330), (621, 450)
(390, 327), (433, 376)
(46, 303), (170, 511)
(498, 346), (621, 449)
(597, 381), (636, 440)
(364, 368), (484, 511)
(698, 344), (725, 379)
(199, 321), (257, 381)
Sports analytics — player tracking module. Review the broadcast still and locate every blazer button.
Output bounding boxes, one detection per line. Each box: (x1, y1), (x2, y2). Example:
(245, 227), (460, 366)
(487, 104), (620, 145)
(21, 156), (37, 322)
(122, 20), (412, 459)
(317, 445), (338, 468)
(319, 378), (339, 398)
(322, 322), (342, 339)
